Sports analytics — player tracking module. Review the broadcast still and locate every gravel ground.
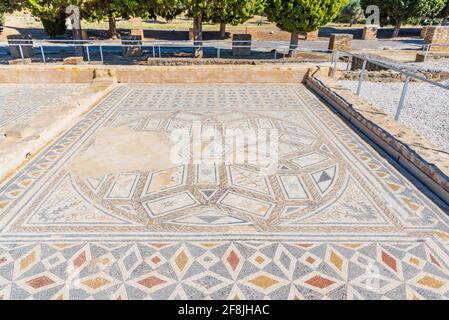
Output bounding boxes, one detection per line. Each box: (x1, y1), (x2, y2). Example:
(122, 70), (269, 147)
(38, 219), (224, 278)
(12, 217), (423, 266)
(408, 59), (449, 73)
(339, 80), (449, 152)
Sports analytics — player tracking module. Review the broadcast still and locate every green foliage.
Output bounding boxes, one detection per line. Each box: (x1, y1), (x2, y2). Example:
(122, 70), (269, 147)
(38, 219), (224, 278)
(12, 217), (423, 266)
(0, 0), (26, 14)
(41, 14), (67, 37)
(437, 0), (449, 18)
(336, 0), (365, 23)
(26, 0), (79, 21)
(0, 11), (5, 26)
(360, 0), (446, 26)
(265, 0), (349, 33)
(205, 0), (266, 25)
(81, 0), (183, 21)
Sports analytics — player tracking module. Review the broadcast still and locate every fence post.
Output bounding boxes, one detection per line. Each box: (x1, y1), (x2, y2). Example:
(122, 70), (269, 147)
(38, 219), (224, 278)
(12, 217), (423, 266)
(424, 44), (431, 62)
(356, 59), (367, 96)
(99, 45), (104, 64)
(40, 45), (46, 64)
(152, 45), (155, 58)
(333, 50), (340, 80)
(217, 47), (220, 59)
(158, 44), (161, 58)
(394, 75), (411, 121)
(86, 45), (91, 62)
(19, 44), (24, 64)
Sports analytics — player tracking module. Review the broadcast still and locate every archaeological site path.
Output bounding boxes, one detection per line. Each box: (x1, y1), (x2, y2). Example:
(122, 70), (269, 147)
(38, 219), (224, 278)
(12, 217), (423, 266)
(0, 83), (448, 299)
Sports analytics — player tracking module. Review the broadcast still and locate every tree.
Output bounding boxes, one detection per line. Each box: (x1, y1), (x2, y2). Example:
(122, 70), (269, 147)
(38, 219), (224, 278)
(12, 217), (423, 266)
(336, 0), (365, 26)
(25, 0), (80, 37)
(439, 0), (449, 24)
(0, 0), (25, 13)
(82, 0), (169, 38)
(181, 0), (210, 58)
(265, 0), (348, 56)
(361, 0), (446, 37)
(206, 0), (266, 38)
(0, 0), (26, 25)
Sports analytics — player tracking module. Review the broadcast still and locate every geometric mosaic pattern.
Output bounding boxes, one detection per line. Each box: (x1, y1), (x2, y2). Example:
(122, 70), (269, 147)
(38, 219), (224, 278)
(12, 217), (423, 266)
(0, 240), (448, 300)
(0, 84), (448, 299)
(0, 84), (88, 128)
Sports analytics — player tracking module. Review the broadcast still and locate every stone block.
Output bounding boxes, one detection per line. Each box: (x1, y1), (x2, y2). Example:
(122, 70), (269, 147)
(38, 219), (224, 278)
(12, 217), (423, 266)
(424, 26), (449, 49)
(81, 30), (89, 40)
(130, 29), (144, 39)
(122, 35), (142, 57)
(350, 55), (388, 71)
(362, 26), (378, 40)
(232, 34), (252, 56)
(328, 33), (353, 51)
(8, 58), (32, 65)
(7, 34), (35, 59)
(420, 26), (430, 39)
(415, 53), (425, 62)
(63, 56), (84, 65)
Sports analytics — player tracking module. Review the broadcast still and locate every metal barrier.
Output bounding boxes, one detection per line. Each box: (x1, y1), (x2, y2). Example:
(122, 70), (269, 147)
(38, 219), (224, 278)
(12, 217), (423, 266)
(332, 50), (449, 121)
(421, 43), (449, 61)
(0, 38), (318, 64)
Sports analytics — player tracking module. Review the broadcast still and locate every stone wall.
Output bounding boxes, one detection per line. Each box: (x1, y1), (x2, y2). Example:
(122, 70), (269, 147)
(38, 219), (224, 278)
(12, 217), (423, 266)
(424, 26), (449, 51)
(0, 64), (315, 84)
(328, 34), (353, 51)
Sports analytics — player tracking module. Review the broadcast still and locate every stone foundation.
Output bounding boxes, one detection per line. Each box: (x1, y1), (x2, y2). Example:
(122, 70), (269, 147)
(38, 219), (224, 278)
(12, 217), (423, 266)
(416, 52), (449, 62)
(424, 26), (449, 51)
(232, 34), (252, 56)
(362, 26), (378, 40)
(328, 34), (353, 51)
(63, 56), (85, 65)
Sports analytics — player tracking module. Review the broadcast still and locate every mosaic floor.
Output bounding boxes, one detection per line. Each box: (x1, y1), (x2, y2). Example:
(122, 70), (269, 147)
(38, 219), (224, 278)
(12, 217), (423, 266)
(0, 84), (448, 300)
(0, 84), (88, 129)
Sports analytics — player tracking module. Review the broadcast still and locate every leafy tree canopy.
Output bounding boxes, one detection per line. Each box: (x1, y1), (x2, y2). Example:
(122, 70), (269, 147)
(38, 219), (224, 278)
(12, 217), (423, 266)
(265, 0), (349, 33)
(205, 0), (266, 25)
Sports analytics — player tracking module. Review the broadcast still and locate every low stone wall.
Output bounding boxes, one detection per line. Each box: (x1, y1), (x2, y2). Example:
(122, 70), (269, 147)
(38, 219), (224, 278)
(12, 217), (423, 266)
(328, 34), (353, 51)
(305, 71), (449, 204)
(338, 69), (449, 82)
(424, 26), (449, 52)
(0, 64), (314, 84)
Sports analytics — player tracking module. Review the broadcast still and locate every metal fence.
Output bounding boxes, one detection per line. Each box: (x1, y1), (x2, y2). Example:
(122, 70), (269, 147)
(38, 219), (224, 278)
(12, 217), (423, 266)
(331, 50), (449, 121)
(0, 38), (321, 64)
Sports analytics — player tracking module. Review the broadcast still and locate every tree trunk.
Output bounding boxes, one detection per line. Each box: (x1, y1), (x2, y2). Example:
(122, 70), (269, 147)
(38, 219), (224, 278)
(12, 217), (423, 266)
(442, 14), (449, 26)
(193, 15), (203, 58)
(288, 32), (299, 57)
(220, 22), (226, 38)
(108, 17), (117, 39)
(392, 21), (401, 38)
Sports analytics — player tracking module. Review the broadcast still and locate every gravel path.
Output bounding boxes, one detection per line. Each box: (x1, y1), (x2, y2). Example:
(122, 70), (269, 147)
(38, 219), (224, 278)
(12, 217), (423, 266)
(408, 59), (449, 73)
(339, 80), (449, 152)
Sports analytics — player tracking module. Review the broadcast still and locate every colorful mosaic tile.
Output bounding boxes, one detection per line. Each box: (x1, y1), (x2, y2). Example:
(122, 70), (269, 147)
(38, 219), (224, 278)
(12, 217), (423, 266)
(0, 84), (448, 300)
(0, 84), (88, 128)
